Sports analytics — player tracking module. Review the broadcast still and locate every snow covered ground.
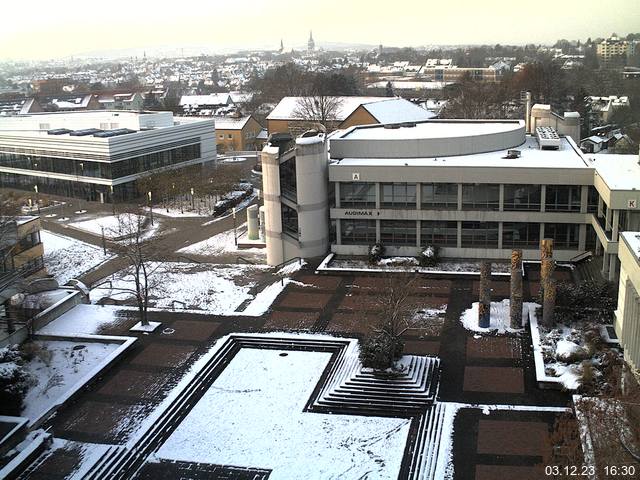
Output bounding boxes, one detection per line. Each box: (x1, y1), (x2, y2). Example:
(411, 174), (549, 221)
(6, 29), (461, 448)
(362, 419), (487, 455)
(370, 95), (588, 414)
(38, 305), (125, 336)
(69, 214), (159, 240)
(177, 223), (264, 257)
(324, 256), (510, 275)
(21, 340), (120, 422)
(154, 348), (411, 480)
(460, 299), (538, 333)
(41, 230), (113, 284)
(90, 263), (272, 314)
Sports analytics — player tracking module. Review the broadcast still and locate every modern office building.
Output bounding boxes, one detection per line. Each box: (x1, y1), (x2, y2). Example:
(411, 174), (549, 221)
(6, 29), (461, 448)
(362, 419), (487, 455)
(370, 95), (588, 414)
(0, 216), (45, 278)
(616, 232), (640, 371)
(0, 111), (216, 201)
(261, 111), (640, 283)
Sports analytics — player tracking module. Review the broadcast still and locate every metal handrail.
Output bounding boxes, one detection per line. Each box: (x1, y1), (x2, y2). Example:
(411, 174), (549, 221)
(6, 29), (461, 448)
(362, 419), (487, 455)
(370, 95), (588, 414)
(236, 256), (255, 265)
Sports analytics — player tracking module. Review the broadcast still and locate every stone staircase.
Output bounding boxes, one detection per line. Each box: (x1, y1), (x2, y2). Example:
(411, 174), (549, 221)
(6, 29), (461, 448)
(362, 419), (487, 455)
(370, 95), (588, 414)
(406, 403), (449, 480)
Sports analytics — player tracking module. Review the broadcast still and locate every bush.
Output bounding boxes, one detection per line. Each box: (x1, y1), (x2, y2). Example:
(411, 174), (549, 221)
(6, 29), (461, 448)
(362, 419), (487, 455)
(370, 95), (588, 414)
(368, 243), (385, 265)
(418, 245), (439, 267)
(359, 332), (404, 370)
(0, 345), (31, 416)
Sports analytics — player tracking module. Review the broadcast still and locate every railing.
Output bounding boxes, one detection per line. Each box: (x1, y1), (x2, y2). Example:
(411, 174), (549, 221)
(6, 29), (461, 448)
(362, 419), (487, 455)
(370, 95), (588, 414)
(236, 256), (255, 265)
(274, 257), (304, 285)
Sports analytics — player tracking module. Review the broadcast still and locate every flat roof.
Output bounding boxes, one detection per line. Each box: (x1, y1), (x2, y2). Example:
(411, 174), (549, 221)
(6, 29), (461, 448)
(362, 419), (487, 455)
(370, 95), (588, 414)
(340, 120), (522, 141)
(621, 232), (640, 261)
(332, 136), (589, 170)
(590, 154), (640, 191)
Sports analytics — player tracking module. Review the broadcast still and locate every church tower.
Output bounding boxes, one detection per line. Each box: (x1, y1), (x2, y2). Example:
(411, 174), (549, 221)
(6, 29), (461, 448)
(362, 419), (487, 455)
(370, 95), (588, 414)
(308, 31), (315, 51)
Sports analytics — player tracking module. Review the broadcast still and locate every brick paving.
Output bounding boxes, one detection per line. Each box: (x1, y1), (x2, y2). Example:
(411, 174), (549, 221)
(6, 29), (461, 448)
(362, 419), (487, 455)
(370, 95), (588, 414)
(263, 310), (320, 330)
(474, 464), (545, 480)
(463, 366), (525, 394)
(161, 320), (221, 342)
(466, 337), (522, 360)
(476, 420), (549, 456)
(277, 291), (333, 310)
(97, 369), (168, 399)
(130, 343), (198, 368)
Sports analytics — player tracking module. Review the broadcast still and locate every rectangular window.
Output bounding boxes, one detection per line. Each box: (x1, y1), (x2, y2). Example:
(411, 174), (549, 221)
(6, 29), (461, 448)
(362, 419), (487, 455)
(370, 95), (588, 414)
(339, 182), (376, 209)
(380, 220), (417, 246)
(279, 157), (297, 202)
(545, 185), (582, 212)
(420, 221), (458, 247)
(544, 223), (580, 249)
(340, 219), (376, 245)
(462, 184), (500, 210)
(421, 183), (458, 209)
(587, 186), (599, 214)
(461, 221), (499, 248)
(281, 204), (298, 238)
(381, 183), (416, 209)
(503, 184), (541, 211)
(502, 222), (540, 248)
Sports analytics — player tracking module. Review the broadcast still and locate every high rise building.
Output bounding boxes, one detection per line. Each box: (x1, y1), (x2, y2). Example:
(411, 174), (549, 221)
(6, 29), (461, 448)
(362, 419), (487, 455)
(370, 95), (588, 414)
(308, 31), (315, 52)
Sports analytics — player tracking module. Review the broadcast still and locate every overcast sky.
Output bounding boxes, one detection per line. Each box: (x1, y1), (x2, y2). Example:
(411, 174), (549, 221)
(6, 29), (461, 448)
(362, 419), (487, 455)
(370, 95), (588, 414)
(1, 0), (639, 60)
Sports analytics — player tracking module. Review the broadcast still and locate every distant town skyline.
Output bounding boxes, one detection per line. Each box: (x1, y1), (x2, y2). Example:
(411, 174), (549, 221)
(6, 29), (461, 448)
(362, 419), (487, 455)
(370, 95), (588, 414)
(1, 0), (639, 61)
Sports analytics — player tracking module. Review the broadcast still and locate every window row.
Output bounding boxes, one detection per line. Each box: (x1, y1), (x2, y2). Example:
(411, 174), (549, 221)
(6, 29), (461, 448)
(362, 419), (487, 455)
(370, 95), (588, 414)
(340, 220), (581, 249)
(337, 182), (594, 213)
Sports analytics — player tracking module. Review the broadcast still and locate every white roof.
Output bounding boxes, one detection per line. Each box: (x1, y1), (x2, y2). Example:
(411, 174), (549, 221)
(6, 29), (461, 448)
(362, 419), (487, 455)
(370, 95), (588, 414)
(360, 99), (436, 124)
(266, 96), (390, 121)
(180, 94), (232, 106)
(590, 153), (640, 191)
(621, 232), (640, 261)
(212, 115), (252, 130)
(332, 136), (588, 170)
(341, 120), (518, 141)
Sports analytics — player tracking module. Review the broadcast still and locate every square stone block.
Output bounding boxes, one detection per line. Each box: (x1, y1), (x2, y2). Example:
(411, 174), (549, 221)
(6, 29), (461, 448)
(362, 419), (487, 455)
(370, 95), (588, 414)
(466, 337), (522, 359)
(477, 419), (549, 456)
(463, 366), (525, 394)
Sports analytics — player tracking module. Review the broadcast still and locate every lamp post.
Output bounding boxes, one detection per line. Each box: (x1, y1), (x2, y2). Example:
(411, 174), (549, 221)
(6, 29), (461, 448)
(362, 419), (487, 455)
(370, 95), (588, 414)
(233, 207), (237, 246)
(101, 226), (107, 255)
(78, 162), (84, 211)
(147, 191), (153, 226)
(110, 185), (115, 215)
(34, 185), (40, 215)
(190, 187), (195, 211)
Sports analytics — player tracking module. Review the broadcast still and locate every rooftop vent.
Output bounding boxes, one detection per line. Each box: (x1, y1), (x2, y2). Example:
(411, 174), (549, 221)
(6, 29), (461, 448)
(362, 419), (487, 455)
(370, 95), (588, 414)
(92, 128), (136, 138)
(504, 149), (521, 159)
(383, 124), (401, 129)
(69, 128), (103, 137)
(535, 126), (561, 149)
(400, 122), (417, 128)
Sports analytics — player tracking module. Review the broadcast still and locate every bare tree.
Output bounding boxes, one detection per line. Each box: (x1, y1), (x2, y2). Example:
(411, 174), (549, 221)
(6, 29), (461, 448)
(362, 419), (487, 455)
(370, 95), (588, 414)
(107, 211), (164, 326)
(292, 95), (344, 134)
(359, 274), (419, 370)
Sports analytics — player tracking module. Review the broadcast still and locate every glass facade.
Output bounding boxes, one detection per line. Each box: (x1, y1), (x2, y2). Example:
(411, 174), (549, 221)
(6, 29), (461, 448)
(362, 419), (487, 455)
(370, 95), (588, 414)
(281, 204), (298, 238)
(545, 185), (581, 212)
(420, 220), (457, 246)
(503, 185), (541, 211)
(0, 144), (201, 180)
(544, 223), (580, 249)
(461, 222), (499, 248)
(381, 183), (416, 209)
(380, 220), (417, 246)
(462, 184), (500, 210)
(339, 182), (376, 209)
(502, 222), (540, 248)
(279, 157), (297, 202)
(421, 183), (458, 209)
(341, 219), (376, 245)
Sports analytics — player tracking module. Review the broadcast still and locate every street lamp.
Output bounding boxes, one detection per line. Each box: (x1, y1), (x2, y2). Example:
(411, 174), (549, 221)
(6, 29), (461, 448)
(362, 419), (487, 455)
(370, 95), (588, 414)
(110, 185), (115, 215)
(147, 191), (153, 226)
(233, 207), (237, 246)
(78, 162), (84, 211)
(34, 185), (40, 215)
(190, 187), (195, 210)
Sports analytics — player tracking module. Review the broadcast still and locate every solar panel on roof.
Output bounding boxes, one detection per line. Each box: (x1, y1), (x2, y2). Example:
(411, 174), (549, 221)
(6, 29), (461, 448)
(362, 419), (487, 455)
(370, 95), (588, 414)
(69, 128), (103, 136)
(47, 128), (72, 135)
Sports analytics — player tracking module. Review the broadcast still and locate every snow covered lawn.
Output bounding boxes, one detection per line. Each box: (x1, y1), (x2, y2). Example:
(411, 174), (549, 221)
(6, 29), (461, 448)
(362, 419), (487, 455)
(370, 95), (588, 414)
(460, 299), (539, 333)
(38, 305), (126, 336)
(69, 214), (158, 240)
(41, 230), (112, 284)
(154, 348), (411, 480)
(90, 263), (273, 314)
(21, 339), (120, 422)
(177, 223), (264, 257)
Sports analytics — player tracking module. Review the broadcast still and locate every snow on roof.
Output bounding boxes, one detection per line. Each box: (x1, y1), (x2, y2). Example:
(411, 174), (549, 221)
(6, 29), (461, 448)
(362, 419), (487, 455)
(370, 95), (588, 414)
(583, 136), (605, 144)
(332, 136), (588, 169)
(590, 153), (640, 191)
(361, 98), (436, 124)
(212, 115), (252, 130)
(266, 96), (390, 121)
(180, 93), (232, 106)
(621, 232), (640, 261)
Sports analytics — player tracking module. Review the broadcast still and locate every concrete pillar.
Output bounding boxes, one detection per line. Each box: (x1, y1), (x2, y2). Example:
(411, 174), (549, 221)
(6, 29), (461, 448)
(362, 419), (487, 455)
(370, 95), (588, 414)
(608, 254), (617, 282)
(540, 185), (546, 213)
(612, 209), (620, 240)
(376, 219), (381, 243)
(597, 196), (604, 218)
(457, 183), (463, 210)
(457, 221), (462, 248)
(479, 261), (492, 328)
(499, 184), (504, 212)
(498, 222), (503, 249)
(510, 249), (523, 329)
(580, 185), (588, 214)
(335, 182), (341, 208)
(595, 238), (602, 256)
(261, 145), (284, 266)
(602, 252), (610, 277)
(416, 183), (421, 210)
(542, 278), (557, 327)
(578, 224), (587, 251)
(335, 219), (342, 245)
(605, 206), (612, 232)
(247, 204), (259, 240)
(375, 182), (381, 210)
(258, 206), (266, 241)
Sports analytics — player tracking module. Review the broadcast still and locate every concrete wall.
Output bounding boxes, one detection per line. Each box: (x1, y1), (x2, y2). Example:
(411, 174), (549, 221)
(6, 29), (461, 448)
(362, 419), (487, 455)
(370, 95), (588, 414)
(616, 234), (640, 370)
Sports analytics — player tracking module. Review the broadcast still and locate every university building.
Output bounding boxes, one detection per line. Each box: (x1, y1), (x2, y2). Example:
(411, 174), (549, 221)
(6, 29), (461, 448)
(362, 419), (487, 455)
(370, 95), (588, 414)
(260, 111), (640, 284)
(0, 111), (216, 201)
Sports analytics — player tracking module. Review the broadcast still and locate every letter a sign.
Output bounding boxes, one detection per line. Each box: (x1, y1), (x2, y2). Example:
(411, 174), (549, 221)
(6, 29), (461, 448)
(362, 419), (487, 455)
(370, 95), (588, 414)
(352, 173), (360, 181)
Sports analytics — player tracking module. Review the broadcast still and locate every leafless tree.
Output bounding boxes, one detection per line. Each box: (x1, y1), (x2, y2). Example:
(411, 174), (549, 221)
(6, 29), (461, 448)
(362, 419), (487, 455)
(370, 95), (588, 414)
(292, 95), (344, 134)
(106, 211), (164, 326)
